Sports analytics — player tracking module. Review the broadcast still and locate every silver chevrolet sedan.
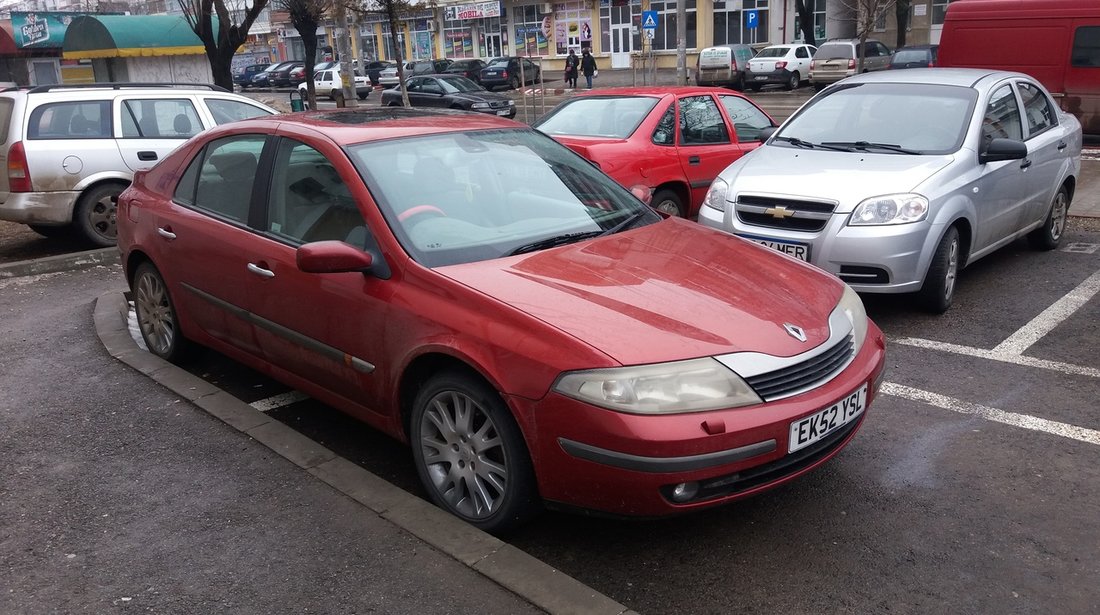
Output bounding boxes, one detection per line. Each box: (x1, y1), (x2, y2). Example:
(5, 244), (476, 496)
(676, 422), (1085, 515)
(698, 69), (1083, 313)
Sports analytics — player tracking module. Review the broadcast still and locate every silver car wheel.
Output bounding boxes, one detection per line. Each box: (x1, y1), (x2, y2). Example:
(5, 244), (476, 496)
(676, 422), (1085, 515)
(135, 269), (175, 356)
(655, 200), (680, 216)
(943, 234), (959, 301)
(1050, 189), (1068, 241)
(419, 390), (509, 520)
(88, 194), (116, 240)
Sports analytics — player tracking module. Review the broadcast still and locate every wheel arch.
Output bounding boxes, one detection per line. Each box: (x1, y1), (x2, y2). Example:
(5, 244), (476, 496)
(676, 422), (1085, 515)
(124, 248), (154, 285)
(397, 351), (510, 442)
(652, 181), (691, 216)
(73, 173), (131, 194)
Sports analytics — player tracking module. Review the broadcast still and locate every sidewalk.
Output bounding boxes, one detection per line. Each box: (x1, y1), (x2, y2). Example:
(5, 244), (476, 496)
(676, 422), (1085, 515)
(1075, 157), (1100, 218)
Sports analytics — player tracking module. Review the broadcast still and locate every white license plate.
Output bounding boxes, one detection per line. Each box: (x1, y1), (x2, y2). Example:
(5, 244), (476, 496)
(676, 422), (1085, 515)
(739, 234), (810, 261)
(755, 75), (768, 80)
(789, 384), (867, 453)
(497, 110), (511, 116)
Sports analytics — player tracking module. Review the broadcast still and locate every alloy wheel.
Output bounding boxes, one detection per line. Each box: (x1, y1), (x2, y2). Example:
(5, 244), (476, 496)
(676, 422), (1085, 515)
(135, 269), (175, 356)
(418, 390), (509, 520)
(943, 235), (959, 302)
(1050, 189), (1067, 241)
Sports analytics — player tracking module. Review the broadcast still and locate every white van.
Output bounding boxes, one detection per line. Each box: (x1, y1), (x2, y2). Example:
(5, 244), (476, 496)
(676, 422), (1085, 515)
(694, 44), (757, 90)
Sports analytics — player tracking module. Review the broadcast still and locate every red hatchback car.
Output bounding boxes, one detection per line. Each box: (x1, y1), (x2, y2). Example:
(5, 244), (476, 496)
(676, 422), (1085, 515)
(117, 109), (886, 532)
(535, 86), (776, 218)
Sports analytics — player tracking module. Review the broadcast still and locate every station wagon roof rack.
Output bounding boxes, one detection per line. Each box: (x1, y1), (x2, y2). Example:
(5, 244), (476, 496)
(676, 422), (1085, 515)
(26, 82), (230, 94)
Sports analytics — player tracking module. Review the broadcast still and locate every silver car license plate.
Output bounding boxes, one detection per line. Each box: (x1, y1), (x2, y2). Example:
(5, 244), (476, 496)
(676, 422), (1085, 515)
(739, 234), (810, 261)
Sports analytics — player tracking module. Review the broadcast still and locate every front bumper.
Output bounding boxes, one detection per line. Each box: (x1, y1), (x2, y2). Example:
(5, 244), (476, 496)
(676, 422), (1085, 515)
(514, 323), (887, 517)
(698, 203), (940, 294)
(0, 190), (78, 225)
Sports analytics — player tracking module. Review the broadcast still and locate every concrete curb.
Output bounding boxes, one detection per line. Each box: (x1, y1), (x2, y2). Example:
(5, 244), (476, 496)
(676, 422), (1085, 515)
(0, 247), (118, 279)
(93, 291), (636, 615)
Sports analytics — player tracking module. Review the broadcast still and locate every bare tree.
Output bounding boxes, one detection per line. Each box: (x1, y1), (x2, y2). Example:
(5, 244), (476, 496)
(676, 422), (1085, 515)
(843, 0), (895, 71)
(277, 0), (328, 109)
(179, 0), (271, 90)
(794, 0), (818, 47)
(345, 0), (431, 108)
(894, 0), (911, 49)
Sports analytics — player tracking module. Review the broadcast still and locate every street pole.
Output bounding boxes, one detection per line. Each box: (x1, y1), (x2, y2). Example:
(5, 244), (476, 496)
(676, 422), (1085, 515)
(335, 0), (358, 108)
(676, 0), (687, 85)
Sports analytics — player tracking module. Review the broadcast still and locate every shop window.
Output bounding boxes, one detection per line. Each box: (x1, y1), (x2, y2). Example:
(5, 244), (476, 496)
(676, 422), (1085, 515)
(513, 4), (552, 56)
(649, 1), (697, 52)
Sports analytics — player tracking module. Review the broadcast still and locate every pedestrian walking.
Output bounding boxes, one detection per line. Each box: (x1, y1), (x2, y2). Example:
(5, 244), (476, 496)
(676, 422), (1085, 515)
(580, 48), (597, 89)
(564, 49), (579, 89)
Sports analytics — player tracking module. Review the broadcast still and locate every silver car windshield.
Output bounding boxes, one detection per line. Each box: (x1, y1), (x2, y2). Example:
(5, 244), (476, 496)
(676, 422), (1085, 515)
(347, 129), (659, 267)
(775, 83), (978, 154)
(535, 96), (660, 139)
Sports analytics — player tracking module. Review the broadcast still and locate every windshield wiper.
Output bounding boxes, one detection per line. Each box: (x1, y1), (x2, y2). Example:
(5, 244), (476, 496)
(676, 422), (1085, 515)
(822, 141), (921, 155)
(775, 136), (854, 152)
(507, 230), (604, 256)
(599, 210), (649, 237)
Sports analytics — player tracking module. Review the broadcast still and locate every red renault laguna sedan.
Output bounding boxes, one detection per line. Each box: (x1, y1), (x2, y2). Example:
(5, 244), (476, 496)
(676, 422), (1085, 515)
(117, 109), (886, 532)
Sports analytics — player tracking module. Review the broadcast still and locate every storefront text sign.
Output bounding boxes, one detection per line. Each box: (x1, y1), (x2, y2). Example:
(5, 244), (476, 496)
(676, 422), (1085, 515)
(445, 1), (502, 21)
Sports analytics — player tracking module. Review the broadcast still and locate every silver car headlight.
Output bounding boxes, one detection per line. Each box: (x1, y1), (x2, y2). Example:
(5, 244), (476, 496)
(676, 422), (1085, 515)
(848, 193), (928, 225)
(702, 177), (729, 212)
(471, 102), (490, 109)
(554, 357), (762, 414)
(836, 284), (868, 352)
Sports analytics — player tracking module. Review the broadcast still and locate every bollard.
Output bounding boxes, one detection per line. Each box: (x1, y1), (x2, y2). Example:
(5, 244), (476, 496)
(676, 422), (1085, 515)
(289, 90), (305, 112)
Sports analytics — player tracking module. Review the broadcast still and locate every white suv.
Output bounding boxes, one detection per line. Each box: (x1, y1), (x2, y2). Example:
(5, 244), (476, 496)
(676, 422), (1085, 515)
(0, 83), (276, 246)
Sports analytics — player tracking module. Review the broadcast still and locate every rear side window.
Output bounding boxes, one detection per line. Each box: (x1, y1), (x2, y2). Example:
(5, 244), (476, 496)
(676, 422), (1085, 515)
(1071, 26), (1100, 67)
(652, 105), (676, 145)
(27, 101), (111, 139)
(1018, 82), (1057, 136)
(121, 99), (201, 138)
(192, 135), (267, 224)
(205, 99), (272, 125)
(0, 98), (13, 144)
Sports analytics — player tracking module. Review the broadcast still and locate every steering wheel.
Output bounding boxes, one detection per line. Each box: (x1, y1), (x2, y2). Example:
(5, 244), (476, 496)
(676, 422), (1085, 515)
(398, 205), (447, 223)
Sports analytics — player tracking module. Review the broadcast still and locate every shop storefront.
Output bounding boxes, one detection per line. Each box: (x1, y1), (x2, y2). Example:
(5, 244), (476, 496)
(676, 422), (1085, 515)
(442, 1), (505, 59)
(357, 10), (437, 62)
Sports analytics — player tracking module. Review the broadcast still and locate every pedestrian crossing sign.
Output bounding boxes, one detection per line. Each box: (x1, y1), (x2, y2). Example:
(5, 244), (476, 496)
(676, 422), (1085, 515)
(642, 10), (658, 30)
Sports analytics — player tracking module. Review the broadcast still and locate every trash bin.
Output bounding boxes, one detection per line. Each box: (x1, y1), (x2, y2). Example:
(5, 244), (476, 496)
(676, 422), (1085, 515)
(289, 90), (305, 112)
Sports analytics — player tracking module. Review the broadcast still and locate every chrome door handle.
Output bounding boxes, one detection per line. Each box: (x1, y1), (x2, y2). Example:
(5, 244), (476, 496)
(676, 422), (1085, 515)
(247, 263), (275, 278)
(157, 227), (176, 240)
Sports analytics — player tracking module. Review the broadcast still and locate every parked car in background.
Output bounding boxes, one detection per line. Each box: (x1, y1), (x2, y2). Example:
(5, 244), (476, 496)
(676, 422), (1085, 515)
(361, 60), (396, 85)
(699, 69), (1082, 313)
(535, 86), (776, 217)
(809, 39), (892, 91)
(694, 44), (756, 90)
(116, 107), (886, 532)
(938, 0), (1099, 135)
(379, 59), (454, 88)
(251, 61), (295, 88)
(444, 59), (488, 85)
(297, 68), (371, 101)
(233, 63), (268, 90)
(269, 61), (305, 87)
(746, 44), (817, 91)
(381, 75), (514, 117)
(889, 45), (939, 69)
(0, 83), (276, 247)
(288, 64), (308, 85)
(480, 57), (541, 90)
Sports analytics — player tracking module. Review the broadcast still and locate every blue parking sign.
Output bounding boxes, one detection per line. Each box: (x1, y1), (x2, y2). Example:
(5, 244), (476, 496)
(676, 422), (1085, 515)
(745, 9), (759, 29)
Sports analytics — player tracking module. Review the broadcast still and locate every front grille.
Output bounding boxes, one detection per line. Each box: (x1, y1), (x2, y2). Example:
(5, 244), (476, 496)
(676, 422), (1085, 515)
(745, 334), (854, 400)
(839, 265), (889, 284)
(735, 194), (836, 232)
(488, 100), (509, 109)
(660, 414), (863, 505)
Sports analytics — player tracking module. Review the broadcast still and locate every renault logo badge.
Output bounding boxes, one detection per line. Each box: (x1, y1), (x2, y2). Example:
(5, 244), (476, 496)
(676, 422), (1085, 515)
(765, 206), (795, 219)
(783, 323), (807, 342)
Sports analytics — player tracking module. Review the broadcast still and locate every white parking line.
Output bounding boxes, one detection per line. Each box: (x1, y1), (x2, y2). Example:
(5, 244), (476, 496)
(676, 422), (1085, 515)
(882, 382), (1100, 446)
(250, 391), (309, 412)
(894, 267), (1100, 378)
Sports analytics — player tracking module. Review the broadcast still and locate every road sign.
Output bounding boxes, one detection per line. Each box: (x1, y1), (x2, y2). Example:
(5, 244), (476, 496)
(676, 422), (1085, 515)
(642, 10), (658, 31)
(745, 9), (759, 30)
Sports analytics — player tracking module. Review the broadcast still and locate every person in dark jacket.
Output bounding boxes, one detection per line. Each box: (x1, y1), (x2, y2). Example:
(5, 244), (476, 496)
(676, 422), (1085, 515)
(580, 49), (597, 89)
(564, 49), (579, 89)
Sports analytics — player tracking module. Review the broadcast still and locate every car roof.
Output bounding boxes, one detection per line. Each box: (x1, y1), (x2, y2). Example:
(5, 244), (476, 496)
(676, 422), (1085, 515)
(218, 108), (521, 145)
(840, 67), (1033, 88)
(571, 85), (744, 98)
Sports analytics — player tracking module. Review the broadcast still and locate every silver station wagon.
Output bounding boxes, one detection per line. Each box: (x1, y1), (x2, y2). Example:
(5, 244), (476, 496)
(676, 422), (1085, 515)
(698, 69), (1083, 313)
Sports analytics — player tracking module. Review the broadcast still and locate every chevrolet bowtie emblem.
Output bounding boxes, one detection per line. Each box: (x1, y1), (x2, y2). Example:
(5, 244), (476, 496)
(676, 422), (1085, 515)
(765, 206), (795, 219)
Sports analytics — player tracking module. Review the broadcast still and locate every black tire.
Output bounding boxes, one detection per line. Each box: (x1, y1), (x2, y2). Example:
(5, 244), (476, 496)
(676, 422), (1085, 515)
(734, 73), (745, 91)
(748, 84), (762, 92)
(357, 93), (367, 100)
(74, 183), (125, 247)
(387, 101), (401, 107)
(131, 261), (194, 363)
(410, 370), (540, 533)
(1028, 185), (1069, 251)
(28, 224), (71, 239)
(813, 82), (826, 92)
(510, 76), (520, 90)
(651, 188), (685, 218)
(918, 226), (961, 314)
(785, 71), (800, 91)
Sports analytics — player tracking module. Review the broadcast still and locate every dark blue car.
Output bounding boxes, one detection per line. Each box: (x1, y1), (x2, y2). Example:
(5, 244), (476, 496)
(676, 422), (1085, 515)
(233, 63), (269, 89)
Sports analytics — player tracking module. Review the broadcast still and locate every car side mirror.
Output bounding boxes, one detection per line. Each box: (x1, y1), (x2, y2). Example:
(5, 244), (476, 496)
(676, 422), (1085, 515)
(297, 240), (375, 274)
(979, 137), (1027, 164)
(758, 126), (778, 142)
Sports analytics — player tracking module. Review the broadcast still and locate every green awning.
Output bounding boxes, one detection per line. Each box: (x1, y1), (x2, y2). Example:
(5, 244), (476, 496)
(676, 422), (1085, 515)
(62, 15), (214, 59)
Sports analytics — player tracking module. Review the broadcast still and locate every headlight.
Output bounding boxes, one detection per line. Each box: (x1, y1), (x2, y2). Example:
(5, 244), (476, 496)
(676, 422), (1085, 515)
(508, 100), (515, 106)
(848, 193), (928, 225)
(836, 284), (868, 352)
(471, 102), (490, 109)
(702, 177), (729, 212)
(554, 357), (762, 414)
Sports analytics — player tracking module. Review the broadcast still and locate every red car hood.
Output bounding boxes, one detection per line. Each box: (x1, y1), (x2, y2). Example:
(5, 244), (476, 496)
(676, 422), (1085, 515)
(438, 218), (843, 366)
